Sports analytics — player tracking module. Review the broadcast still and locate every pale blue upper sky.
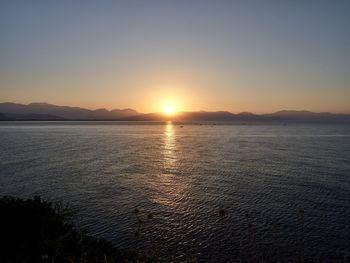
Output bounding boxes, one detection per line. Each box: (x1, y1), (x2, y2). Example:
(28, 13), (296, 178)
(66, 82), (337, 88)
(1, 0), (349, 113)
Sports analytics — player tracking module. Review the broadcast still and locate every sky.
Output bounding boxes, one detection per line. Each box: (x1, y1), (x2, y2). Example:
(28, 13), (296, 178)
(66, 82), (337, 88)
(0, 0), (349, 114)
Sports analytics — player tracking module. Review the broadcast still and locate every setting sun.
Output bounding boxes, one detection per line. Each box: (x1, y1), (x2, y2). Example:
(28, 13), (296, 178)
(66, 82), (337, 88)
(164, 105), (176, 115)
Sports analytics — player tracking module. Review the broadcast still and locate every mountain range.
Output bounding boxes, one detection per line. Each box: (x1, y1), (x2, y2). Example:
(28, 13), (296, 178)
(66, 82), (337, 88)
(0, 102), (139, 120)
(0, 102), (349, 123)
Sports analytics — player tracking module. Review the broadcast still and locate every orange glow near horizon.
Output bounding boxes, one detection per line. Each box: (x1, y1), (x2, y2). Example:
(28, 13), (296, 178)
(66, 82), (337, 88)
(159, 96), (180, 115)
(164, 105), (176, 115)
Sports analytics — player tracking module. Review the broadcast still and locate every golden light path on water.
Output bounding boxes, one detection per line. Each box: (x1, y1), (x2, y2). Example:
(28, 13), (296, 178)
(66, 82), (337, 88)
(164, 121), (176, 168)
(150, 121), (190, 210)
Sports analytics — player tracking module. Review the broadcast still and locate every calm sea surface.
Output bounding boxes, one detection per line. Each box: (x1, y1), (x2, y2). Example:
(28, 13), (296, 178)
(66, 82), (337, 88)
(0, 122), (349, 261)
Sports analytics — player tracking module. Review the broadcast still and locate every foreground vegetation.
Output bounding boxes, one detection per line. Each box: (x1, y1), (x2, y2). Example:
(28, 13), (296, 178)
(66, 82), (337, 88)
(0, 196), (157, 263)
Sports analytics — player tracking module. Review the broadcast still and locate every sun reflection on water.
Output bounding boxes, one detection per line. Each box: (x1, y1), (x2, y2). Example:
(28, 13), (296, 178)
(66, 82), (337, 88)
(163, 121), (176, 169)
(147, 122), (191, 209)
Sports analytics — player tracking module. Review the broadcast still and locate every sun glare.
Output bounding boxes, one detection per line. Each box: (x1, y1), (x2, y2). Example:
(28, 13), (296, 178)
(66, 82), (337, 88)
(165, 105), (175, 115)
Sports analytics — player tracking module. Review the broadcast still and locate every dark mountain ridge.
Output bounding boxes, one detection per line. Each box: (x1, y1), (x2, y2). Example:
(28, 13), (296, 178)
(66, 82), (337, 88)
(121, 110), (350, 123)
(0, 102), (349, 123)
(0, 102), (140, 120)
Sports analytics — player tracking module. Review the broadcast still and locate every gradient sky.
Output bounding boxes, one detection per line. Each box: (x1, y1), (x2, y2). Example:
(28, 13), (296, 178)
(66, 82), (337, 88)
(1, 0), (349, 113)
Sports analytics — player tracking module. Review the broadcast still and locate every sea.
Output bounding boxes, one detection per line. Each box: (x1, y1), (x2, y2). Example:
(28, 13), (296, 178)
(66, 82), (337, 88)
(0, 121), (349, 262)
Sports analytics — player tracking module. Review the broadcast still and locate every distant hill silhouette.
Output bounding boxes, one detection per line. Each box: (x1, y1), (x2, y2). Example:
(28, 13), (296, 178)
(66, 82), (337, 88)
(261, 110), (350, 122)
(0, 102), (140, 120)
(121, 110), (350, 123)
(0, 113), (66, 121)
(0, 102), (349, 123)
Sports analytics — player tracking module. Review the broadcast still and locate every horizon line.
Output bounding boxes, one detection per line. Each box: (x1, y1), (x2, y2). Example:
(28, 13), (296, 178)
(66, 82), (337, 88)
(1, 101), (350, 115)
